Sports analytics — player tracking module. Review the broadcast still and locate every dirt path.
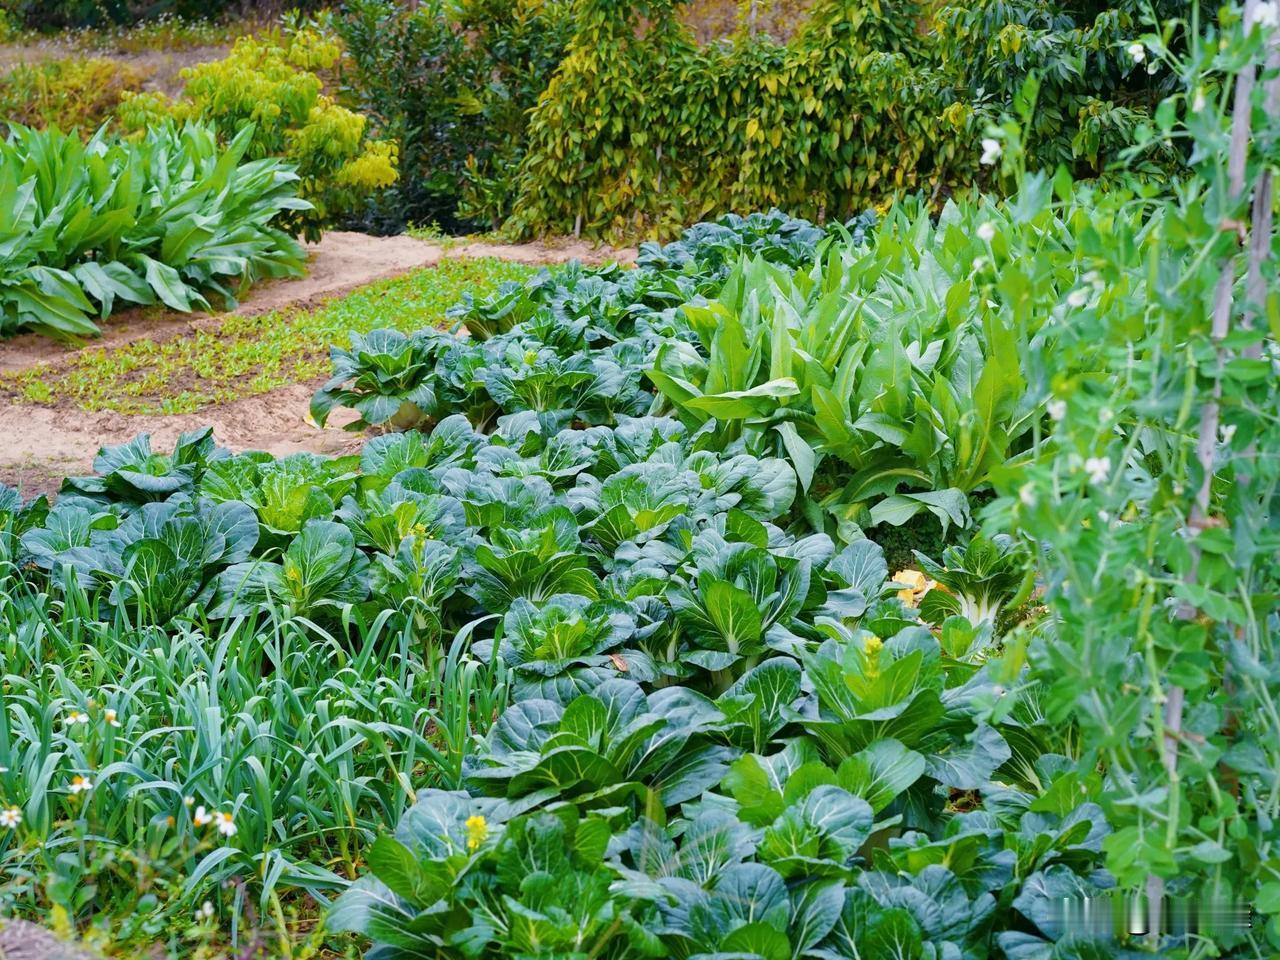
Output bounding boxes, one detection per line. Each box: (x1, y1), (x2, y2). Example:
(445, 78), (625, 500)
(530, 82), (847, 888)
(0, 40), (230, 97)
(0, 231), (633, 498)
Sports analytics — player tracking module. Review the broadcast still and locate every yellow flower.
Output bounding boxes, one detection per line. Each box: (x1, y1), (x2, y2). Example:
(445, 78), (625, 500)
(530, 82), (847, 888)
(465, 814), (488, 851)
(862, 635), (884, 678)
(893, 569), (929, 605)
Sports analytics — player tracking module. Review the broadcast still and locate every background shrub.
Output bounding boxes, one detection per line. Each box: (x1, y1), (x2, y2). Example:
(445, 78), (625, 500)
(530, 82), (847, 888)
(505, 0), (1203, 240)
(334, 0), (573, 234)
(115, 21), (396, 239)
(1, 0), (324, 31)
(933, 0), (1209, 180)
(506, 0), (956, 240)
(0, 57), (147, 131)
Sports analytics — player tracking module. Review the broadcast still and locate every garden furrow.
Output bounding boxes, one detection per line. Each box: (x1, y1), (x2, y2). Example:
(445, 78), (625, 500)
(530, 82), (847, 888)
(0, 233), (631, 497)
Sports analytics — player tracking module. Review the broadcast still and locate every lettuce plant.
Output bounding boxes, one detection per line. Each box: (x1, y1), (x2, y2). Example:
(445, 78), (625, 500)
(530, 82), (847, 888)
(62, 428), (222, 505)
(463, 679), (734, 809)
(913, 533), (1033, 627)
(206, 519), (370, 620)
(486, 594), (639, 700)
(330, 792), (657, 959)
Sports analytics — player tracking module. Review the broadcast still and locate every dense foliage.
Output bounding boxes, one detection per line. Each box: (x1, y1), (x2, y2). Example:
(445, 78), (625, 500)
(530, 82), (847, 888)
(509, 0), (949, 239)
(117, 22), (397, 240)
(2, 0), (323, 30)
(333, 0), (573, 233)
(0, 56), (145, 131)
(506, 0), (1198, 239)
(1, 6), (1278, 960)
(0, 121), (307, 338)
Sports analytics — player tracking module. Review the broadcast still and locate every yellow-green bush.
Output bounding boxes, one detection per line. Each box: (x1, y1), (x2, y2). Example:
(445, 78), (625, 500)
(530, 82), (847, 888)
(506, 0), (954, 241)
(0, 56), (148, 130)
(118, 24), (397, 240)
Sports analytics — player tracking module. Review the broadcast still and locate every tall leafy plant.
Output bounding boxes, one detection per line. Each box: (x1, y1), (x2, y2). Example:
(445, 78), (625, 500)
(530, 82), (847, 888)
(648, 202), (1055, 540)
(0, 121), (308, 338)
(983, 9), (1280, 949)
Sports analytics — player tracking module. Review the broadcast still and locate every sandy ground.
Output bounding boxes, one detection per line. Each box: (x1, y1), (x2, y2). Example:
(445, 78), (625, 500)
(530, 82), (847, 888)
(0, 231), (633, 499)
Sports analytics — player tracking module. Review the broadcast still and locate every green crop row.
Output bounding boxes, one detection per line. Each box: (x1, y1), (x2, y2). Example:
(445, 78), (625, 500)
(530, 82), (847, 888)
(0, 10), (1278, 958)
(0, 121), (307, 339)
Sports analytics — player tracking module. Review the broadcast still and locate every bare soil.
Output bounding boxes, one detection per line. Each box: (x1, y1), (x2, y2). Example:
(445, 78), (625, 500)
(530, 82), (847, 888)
(0, 231), (633, 499)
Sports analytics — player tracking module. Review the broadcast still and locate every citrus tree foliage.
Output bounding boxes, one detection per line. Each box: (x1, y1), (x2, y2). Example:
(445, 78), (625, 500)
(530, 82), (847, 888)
(116, 22), (397, 240)
(334, 0), (574, 232)
(934, 0), (1210, 178)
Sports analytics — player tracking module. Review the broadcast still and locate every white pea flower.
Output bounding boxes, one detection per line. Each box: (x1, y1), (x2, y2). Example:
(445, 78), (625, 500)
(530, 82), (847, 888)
(1256, 2), (1278, 28)
(1084, 456), (1111, 486)
(972, 256), (989, 272)
(197, 901), (215, 921)
(980, 138), (1002, 165)
(1191, 88), (1206, 112)
(1220, 423), (1237, 444)
(1127, 42), (1146, 63)
(1019, 483), (1037, 507)
(1084, 270), (1104, 290)
(1047, 399), (1067, 422)
(977, 221), (996, 242)
(1066, 288), (1089, 308)
(0, 807), (20, 829)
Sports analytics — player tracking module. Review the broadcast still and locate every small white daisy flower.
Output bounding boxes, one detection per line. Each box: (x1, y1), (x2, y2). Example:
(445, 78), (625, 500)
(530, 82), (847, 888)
(1084, 456), (1111, 486)
(214, 811), (237, 838)
(69, 775), (93, 795)
(65, 711), (89, 726)
(197, 901), (215, 921)
(193, 805), (212, 827)
(977, 221), (996, 242)
(1127, 42), (1146, 63)
(103, 709), (121, 728)
(980, 138), (1002, 165)
(184, 796), (194, 807)
(0, 807), (20, 829)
